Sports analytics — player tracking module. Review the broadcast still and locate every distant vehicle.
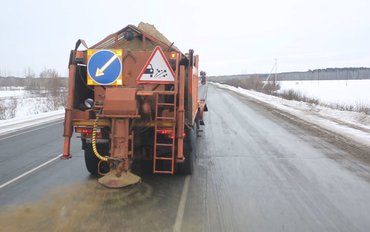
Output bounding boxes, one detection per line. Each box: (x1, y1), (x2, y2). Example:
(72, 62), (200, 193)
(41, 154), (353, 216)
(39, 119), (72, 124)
(200, 70), (206, 85)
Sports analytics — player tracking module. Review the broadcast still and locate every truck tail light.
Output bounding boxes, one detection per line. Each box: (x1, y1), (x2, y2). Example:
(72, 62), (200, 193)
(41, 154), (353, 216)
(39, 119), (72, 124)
(75, 127), (102, 139)
(158, 129), (186, 139)
(158, 129), (172, 135)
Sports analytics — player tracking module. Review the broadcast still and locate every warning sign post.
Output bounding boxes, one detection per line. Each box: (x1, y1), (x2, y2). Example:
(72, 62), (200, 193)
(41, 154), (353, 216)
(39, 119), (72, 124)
(137, 46), (176, 83)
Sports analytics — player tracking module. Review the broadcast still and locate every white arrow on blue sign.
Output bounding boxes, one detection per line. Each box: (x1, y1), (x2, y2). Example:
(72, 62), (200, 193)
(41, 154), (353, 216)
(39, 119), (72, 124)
(87, 50), (122, 85)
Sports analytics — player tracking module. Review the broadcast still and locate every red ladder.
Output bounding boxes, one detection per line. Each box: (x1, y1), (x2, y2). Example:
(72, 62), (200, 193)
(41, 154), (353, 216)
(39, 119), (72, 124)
(153, 91), (177, 174)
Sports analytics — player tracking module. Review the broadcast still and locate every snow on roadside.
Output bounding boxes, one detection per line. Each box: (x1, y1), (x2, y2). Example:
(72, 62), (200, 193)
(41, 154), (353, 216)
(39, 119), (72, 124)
(0, 87), (62, 118)
(278, 79), (370, 108)
(212, 82), (370, 147)
(0, 109), (64, 136)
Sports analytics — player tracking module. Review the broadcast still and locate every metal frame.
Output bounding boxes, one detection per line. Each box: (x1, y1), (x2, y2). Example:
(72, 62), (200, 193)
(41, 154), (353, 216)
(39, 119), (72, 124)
(62, 24), (202, 176)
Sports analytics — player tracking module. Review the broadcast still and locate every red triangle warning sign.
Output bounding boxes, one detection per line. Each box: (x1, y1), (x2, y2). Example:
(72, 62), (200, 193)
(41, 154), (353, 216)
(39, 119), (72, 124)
(137, 46), (176, 83)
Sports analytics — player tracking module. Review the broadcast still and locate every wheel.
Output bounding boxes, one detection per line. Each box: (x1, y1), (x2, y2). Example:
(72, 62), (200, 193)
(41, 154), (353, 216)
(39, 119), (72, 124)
(177, 125), (197, 175)
(84, 144), (109, 175)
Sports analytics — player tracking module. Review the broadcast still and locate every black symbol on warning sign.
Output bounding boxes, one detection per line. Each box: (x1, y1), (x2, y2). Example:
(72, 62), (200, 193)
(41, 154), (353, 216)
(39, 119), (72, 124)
(145, 64), (168, 78)
(145, 64), (154, 77)
(154, 68), (167, 78)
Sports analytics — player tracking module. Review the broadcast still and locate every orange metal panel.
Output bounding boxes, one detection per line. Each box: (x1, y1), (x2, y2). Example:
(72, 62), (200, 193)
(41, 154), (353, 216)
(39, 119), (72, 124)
(62, 60), (76, 159)
(177, 65), (185, 161)
(191, 66), (199, 124)
(63, 50), (85, 159)
(102, 87), (138, 117)
(122, 51), (151, 86)
(72, 110), (91, 120)
(110, 119), (130, 171)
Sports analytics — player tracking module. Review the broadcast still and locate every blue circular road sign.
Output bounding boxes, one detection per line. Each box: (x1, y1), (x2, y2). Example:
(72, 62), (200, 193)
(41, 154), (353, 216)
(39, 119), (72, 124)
(87, 50), (122, 85)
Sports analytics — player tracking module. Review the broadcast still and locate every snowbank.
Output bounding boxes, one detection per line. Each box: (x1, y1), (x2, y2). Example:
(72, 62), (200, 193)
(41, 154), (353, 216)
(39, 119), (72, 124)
(212, 82), (370, 147)
(278, 79), (370, 108)
(0, 110), (64, 136)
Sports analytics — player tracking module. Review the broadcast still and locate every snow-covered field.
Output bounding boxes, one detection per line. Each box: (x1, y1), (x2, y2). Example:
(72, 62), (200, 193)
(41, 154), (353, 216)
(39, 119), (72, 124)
(0, 87), (26, 98)
(278, 79), (370, 108)
(0, 87), (64, 119)
(0, 87), (65, 135)
(213, 82), (370, 147)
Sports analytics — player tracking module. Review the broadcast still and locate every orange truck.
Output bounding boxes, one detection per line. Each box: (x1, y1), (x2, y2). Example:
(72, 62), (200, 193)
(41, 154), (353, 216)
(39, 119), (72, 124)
(62, 23), (207, 188)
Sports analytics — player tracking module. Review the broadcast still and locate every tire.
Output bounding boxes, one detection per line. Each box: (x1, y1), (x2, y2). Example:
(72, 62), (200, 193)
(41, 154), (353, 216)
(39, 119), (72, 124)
(84, 144), (109, 175)
(177, 125), (197, 175)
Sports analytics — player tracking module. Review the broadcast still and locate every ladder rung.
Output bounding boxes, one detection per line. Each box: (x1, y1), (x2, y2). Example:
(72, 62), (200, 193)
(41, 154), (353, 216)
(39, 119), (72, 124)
(156, 133), (174, 136)
(154, 90), (176, 175)
(156, 128), (174, 131)
(155, 157), (173, 161)
(156, 143), (173, 147)
(156, 91), (176, 95)
(153, 170), (173, 174)
(157, 117), (175, 120)
(157, 103), (175, 106)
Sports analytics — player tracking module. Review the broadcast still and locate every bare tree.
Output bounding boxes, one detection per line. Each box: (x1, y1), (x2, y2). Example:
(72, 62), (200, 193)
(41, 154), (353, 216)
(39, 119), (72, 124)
(39, 68), (58, 79)
(39, 68), (65, 110)
(24, 67), (37, 90)
(39, 68), (61, 91)
(0, 98), (18, 119)
(0, 100), (5, 119)
(24, 67), (36, 78)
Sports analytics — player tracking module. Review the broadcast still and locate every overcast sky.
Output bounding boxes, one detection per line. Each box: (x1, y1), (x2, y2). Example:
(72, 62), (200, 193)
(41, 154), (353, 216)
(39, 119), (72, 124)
(1, 0), (369, 77)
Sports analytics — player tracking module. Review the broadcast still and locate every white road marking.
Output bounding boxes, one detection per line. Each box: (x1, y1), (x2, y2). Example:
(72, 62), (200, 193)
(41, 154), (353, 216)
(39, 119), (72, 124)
(173, 175), (191, 232)
(0, 154), (62, 189)
(0, 121), (62, 141)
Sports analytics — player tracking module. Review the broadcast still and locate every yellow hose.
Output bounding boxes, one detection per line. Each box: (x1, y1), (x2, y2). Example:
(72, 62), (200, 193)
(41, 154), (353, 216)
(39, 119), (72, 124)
(92, 115), (109, 162)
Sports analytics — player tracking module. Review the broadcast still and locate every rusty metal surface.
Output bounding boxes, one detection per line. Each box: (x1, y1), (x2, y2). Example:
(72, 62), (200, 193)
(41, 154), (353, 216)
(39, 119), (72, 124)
(63, 50), (87, 159)
(191, 55), (199, 124)
(110, 119), (130, 163)
(71, 110), (92, 120)
(63, 23), (205, 179)
(62, 61), (76, 158)
(122, 50), (153, 86)
(102, 88), (138, 117)
(177, 65), (186, 161)
(90, 23), (181, 54)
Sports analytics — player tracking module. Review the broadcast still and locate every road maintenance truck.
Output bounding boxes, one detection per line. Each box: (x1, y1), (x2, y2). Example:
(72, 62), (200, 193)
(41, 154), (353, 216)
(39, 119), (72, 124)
(62, 23), (207, 188)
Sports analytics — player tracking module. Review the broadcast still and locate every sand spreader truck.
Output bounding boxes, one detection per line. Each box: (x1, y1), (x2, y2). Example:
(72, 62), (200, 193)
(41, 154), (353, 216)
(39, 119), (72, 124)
(62, 23), (207, 188)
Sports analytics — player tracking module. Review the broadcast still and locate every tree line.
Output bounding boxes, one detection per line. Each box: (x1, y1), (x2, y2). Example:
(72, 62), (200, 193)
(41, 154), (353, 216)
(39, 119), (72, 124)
(0, 68), (68, 119)
(0, 68), (67, 89)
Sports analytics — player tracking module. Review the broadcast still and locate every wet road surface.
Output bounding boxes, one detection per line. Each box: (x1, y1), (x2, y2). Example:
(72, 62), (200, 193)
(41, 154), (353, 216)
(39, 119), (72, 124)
(1, 84), (370, 231)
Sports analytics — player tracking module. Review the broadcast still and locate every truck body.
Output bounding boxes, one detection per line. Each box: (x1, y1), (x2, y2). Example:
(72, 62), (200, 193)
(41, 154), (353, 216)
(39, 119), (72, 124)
(62, 23), (207, 187)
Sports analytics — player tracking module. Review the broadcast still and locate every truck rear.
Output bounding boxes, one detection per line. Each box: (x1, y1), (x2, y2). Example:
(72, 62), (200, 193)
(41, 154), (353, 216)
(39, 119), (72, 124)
(62, 23), (207, 188)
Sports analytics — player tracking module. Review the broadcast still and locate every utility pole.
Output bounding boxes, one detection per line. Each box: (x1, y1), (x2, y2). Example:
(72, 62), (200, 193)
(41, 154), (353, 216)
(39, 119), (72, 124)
(263, 58), (278, 88)
(274, 58), (278, 85)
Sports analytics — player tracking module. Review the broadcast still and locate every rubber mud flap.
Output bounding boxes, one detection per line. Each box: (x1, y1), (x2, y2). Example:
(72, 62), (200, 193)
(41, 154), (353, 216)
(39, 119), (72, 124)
(178, 125), (196, 175)
(84, 145), (109, 175)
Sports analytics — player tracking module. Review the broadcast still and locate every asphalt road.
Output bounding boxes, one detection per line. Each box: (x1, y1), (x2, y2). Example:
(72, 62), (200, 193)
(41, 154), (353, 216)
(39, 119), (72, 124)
(1, 84), (370, 232)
